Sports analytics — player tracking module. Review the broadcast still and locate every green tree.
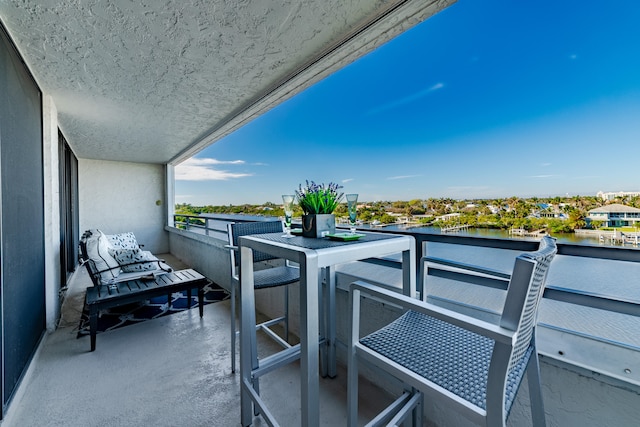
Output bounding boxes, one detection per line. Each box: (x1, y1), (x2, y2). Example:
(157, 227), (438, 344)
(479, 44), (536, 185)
(379, 214), (397, 224)
(567, 210), (586, 230)
(359, 210), (373, 222)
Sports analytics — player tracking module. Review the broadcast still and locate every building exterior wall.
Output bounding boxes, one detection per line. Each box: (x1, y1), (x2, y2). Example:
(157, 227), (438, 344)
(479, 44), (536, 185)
(78, 159), (168, 253)
(597, 191), (640, 201)
(587, 211), (640, 227)
(166, 227), (231, 290)
(42, 95), (61, 331)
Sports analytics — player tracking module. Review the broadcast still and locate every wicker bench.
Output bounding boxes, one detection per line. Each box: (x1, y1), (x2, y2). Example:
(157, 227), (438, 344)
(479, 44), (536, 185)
(85, 269), (210, 351)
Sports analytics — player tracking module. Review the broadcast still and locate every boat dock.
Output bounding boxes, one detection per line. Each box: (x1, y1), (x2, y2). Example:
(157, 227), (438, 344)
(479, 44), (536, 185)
(598, 231), (640, 245)
(441, 224), (470, 233)
(509, 228), (547, 238)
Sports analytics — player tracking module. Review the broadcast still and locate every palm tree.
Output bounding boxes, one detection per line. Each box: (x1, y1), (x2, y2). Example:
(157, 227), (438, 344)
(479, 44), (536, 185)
(568, 210), (586, 230)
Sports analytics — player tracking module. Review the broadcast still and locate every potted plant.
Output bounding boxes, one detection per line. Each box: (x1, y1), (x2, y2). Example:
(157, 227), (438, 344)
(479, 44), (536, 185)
(296, 181), (343, 237)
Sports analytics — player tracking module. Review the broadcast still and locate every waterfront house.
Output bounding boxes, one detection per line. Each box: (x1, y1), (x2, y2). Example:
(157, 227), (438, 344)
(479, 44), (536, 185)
(1, 1), (639, 426)
(531, 204), (567, 220)
(435, 212), (462, 222)
(487, 204), (501, 214)
(587, 203), (640, 228)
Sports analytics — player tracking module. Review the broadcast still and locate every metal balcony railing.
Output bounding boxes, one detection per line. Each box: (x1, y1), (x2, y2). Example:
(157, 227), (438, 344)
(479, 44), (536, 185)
(173, 213), (280, 240)
(172, 213), (640, 318)
(170, 213), (640, 385)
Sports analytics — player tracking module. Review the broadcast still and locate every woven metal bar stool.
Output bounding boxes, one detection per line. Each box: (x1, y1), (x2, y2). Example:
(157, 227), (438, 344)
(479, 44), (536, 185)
(348, 236), (557, 427)
(227, 221), (300, 373)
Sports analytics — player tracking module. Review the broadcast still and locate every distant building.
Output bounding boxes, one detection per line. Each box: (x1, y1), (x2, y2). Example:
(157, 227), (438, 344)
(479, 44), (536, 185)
(587, 204), (640, 227)
(597, 191), (640, 201)
(486, 205), (501, 214)
(435, 212), (461, 221)
(532, 203), (567, 219)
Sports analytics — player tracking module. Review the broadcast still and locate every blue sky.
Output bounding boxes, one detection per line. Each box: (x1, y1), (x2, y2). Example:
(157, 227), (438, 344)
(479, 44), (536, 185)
(175, 0), (640, 206)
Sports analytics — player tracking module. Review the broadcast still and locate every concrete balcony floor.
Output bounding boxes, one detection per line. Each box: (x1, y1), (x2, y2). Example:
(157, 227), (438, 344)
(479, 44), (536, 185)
(5, 255), (390, 427)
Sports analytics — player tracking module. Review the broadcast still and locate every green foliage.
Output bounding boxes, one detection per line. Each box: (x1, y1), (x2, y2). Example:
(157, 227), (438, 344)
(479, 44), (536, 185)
(590, 220), (604, 229)
(333, 204), (347, 214)
(547, 219), (572, 233)
(379, 214), (397, 224)
(359, 209), (373, 222)
(295, 181), (344, 214)
(175, 195), (635, 235)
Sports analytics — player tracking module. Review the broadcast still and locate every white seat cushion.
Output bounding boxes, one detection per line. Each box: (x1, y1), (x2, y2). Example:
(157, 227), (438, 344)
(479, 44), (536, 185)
(109, 248), (160, 272)
(82, 229), (121, 284)
(106, 232), (139, 250)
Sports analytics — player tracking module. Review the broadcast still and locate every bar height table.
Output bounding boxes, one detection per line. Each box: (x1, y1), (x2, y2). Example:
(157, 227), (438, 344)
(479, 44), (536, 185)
(239, 231), (415, 427)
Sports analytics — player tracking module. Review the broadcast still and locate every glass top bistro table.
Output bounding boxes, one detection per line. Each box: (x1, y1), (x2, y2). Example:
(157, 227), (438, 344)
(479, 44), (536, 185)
(238, 231), (416, 427)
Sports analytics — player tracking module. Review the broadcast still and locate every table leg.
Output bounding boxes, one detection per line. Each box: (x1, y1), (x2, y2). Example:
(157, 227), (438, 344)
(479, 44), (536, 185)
(326, 266), (337, 378)
(240, 247), (258, 427)
(198, 286), (204, 317)
(89, 306), (98, 352)
(402, 246), (417, 298)
(319, 268), (327, 378)
(300, 255), (320, 427)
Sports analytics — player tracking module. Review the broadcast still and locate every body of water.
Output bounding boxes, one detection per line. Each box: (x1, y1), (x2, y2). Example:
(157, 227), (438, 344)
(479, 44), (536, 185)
(358, 223), (639, 301)
(364, 225), (640, 348)
(361, 223), (627, 245)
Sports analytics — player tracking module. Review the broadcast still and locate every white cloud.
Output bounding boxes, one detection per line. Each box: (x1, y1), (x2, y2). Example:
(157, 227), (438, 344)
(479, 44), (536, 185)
(342, 178), (354, 183)
(182, 158), (245, 166)
(366, 83), (445, 115)
(175, 157), (252, 181)
(387, 174), (421, 180)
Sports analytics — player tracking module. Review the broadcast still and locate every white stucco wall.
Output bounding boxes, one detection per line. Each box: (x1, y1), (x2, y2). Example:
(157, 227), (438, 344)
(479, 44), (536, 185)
(78, 159), (168, 253)
(166, 227), (231, 289)
(42, 95), (61, 331)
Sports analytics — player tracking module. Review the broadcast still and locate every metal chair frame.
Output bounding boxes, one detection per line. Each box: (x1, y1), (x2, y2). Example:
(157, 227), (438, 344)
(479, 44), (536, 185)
(227, 221), (300, 373)
(347, 236), (557, 427)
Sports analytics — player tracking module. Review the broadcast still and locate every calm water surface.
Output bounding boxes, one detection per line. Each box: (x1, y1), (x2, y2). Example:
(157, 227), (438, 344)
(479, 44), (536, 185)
(360, 224), (640, 301)
(365, 225), (640, 347)
(366, 224), (603, 244)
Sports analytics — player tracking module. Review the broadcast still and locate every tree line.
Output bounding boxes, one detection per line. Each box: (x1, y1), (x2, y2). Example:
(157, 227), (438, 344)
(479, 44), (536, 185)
(176, 194), (640, 234)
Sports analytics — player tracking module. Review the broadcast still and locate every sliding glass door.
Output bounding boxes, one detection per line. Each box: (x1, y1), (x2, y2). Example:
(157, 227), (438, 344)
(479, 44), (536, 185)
(0, 24), (45, 417)
(59, 132), (79, 286)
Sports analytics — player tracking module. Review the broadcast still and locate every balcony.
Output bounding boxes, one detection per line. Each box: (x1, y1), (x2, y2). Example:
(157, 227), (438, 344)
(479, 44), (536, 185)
(3, 2), (459, 416)
(5, 222), (640, 426)
(2, 1), (640, 424)
(4, 252), (391, 426)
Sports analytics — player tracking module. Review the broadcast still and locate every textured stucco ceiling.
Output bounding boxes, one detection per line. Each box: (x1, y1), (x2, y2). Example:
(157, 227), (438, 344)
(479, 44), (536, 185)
(0, 0), (454, 164)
